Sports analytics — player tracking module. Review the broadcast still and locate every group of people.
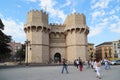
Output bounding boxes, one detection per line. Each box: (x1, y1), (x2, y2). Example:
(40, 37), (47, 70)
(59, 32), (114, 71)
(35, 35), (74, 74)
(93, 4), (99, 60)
(74, 58), (83, 71)
(86, 57), (111, 79)
(61, 57), (111, 79)
(61, 57), (83, 74)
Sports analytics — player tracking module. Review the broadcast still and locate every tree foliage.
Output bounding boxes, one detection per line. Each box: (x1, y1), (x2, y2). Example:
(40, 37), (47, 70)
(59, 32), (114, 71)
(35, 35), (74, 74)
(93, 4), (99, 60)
(15, 44), (25, 62)
(0, 19), (12, 62)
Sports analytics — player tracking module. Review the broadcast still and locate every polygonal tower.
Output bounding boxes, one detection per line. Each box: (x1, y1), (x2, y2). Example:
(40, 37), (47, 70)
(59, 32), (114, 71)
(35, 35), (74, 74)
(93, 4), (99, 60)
(24, 10), (50, 63)
(64, 13), (89, 62)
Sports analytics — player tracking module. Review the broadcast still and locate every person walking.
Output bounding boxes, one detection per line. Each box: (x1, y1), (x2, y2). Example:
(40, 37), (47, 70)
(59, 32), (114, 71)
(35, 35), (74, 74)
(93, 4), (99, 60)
(86, 60), (90, 68)
(74, 59), (77, 67)
(79, 59), (83, 71)
(104, 57), (109, 70)
(76, 59), (79, 69)
(91, 60), (94, 69)
(61, 58), (68, 74)
(95, 59), (101, 79)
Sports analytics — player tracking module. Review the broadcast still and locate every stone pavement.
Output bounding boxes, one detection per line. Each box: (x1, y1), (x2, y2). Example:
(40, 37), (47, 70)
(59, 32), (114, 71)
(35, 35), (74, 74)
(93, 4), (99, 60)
(0, 65), (120, 80)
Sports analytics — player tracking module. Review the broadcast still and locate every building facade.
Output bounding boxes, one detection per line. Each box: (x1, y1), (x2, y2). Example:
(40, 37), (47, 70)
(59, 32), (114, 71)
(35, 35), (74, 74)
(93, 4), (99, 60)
(8, 41), (22, 58)
(24, 10), (89, 64)
(95, 42), (114, 60)
(112, 40), (120, 59)
(87, 43), (94, 60)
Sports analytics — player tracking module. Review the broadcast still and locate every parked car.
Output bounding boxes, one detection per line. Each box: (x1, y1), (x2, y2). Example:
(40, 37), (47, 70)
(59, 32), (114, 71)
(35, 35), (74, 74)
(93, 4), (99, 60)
(110, 60), (120, 65)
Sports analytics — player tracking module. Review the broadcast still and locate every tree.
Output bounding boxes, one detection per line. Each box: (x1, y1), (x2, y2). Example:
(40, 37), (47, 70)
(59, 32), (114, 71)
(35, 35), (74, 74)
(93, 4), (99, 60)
(0, 19), (12, 62)
(15, 44), (25, 64)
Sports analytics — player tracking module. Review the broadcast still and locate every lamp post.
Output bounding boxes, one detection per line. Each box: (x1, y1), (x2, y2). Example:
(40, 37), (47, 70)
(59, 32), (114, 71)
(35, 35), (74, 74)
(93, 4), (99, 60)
(25, 40), (30, 66)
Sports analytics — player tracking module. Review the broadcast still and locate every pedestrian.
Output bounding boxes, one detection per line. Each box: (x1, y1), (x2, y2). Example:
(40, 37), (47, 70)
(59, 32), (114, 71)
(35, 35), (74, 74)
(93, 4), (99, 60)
(74, 59), (77, 67)
(104, 57), (110, 70)
(61, 58), (69, 74)
(86, 60), (90, 68)
(76, 59), (79, 69)
(93, 59), (96, 72)
(91, 60), (94, 69)
(95, 59), (101, 79)
(79, 59), (83, 71)
(108, 60), (111, 69)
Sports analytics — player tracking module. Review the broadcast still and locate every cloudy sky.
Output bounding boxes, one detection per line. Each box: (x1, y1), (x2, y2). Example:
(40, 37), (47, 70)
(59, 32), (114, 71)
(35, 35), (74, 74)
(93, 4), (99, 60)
(0, 0), (120, 46)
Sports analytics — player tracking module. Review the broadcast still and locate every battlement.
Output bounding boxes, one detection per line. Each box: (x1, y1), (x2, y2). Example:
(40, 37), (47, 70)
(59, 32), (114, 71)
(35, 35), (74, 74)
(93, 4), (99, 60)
(64, 12), (86, 27)
(67, 12), (85, 17)
(28, 10), (47, 15)
(26, 9), (48, 27)
(49, 23), (65, 33)
(49, 23), (65, 27)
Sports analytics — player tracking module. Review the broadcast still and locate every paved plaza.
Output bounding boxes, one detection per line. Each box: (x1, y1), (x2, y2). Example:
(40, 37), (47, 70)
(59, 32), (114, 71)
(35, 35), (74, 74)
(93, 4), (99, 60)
(0, 65), (120, 80)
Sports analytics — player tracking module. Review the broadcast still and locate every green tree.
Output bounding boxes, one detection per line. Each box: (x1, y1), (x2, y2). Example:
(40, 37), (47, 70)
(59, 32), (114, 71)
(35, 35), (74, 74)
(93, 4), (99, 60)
(15, 44), (25, 64)
(0, 19), (11, 62)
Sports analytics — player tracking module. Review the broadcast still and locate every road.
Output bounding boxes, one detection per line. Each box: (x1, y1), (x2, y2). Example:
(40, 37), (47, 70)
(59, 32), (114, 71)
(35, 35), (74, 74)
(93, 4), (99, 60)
(0, 65), (120, 80)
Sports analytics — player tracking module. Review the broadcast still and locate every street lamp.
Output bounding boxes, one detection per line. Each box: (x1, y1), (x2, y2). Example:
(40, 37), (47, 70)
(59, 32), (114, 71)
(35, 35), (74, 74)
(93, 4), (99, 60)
(25, 40), (30, 66)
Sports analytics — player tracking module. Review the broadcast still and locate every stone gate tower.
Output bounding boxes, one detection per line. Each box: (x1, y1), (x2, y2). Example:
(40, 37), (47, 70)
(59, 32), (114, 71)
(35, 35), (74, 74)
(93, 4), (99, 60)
(24, 10), (50, 63)
(64, 13), (89, 61)
(24, 10), (89, 64)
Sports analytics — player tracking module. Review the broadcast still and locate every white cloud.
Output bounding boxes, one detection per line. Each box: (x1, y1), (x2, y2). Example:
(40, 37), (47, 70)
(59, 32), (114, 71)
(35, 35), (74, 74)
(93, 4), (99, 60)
(91, 0), (96, 4)
(90, 0), (120, 37)
(2, 17), (25, 43)
(60, 0), (71, 8)
(92, 11), (101, 20)
(39, 0), (66, 23)
(102, 18), (108, 22)
(0, 13), (3, 18)
(109, 9), (115, 15)
(39, 0), (56, 9)
(91, 0), (112, 9)
(109, 15), (120, 33)
(25, 0), (38, 2)
(72, 8), (76, 13)
(112, 15), (120, 22)
(109, 22), (120, 33)
(91, 10), (105, 21)
(88, 18), (109, 37)
(17, 5), (22, 8)
(88, 26), (102, 37)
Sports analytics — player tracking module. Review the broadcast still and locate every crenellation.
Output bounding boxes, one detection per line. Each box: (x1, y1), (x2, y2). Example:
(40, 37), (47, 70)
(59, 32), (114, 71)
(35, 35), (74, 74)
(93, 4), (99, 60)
(64, 12), (87, 30)
(49, 23), (65, 27)
(26, 9), (48, 27)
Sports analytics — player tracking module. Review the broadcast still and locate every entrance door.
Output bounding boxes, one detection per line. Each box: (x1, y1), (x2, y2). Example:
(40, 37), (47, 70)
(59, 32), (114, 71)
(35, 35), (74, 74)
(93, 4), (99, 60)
(54, 53), (61, 63)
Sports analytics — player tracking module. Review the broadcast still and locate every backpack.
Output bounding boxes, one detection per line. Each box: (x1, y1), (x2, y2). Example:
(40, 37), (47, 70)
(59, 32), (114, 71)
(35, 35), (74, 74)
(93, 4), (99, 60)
(96, 62), (100, 67)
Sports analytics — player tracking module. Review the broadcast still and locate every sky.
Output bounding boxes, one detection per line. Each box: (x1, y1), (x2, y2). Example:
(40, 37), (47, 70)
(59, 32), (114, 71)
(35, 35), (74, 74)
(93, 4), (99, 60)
(0, 0), (120, 46)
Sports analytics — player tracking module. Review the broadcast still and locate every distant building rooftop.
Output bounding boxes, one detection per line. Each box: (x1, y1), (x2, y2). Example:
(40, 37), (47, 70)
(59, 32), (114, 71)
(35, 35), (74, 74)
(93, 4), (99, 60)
(95, 42), (112, 47)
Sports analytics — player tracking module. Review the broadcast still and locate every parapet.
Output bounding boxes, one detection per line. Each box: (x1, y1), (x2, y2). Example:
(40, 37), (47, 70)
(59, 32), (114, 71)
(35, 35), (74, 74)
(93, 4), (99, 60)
(49, 23), (65, 33)
(64, 12), (86, 27)
(28, 10), (47, 16)
(26, 9), (48, 27)
(49, 23), (65, 27)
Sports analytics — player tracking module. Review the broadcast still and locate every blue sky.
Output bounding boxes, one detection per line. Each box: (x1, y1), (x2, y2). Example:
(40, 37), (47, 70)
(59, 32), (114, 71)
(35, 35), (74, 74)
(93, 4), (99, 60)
(0, 0), (120, 46)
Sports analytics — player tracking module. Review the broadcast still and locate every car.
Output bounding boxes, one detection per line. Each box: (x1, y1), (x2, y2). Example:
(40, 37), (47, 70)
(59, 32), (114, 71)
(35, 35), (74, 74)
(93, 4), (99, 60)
(110, 60), (120, 65)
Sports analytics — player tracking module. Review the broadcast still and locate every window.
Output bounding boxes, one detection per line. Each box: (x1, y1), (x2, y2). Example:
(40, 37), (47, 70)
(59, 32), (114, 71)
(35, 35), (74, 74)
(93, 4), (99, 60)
(117, 43), (120, 49)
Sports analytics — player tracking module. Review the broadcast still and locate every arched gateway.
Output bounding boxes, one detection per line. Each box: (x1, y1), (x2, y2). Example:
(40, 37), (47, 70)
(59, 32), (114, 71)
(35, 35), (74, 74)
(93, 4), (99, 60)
(54, 53), (61, 63)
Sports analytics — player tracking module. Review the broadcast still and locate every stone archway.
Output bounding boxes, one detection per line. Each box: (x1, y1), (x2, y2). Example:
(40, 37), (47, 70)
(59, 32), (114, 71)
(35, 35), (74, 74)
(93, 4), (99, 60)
(54, 53), (61, 63)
